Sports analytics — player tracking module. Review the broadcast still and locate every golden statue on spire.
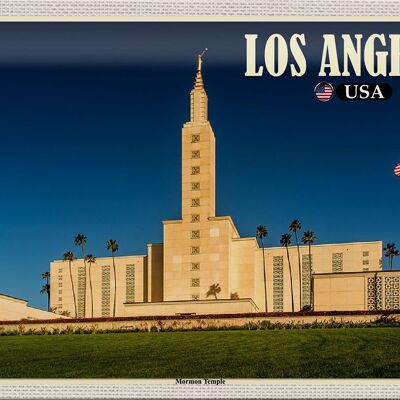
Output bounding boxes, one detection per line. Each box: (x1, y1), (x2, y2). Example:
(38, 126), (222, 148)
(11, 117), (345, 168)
(197, 48), (208, 71)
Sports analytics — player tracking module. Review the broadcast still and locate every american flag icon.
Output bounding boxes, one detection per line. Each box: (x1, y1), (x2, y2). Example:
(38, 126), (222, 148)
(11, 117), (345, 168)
(394, 163), (400, 177)
(314, 82), (334, 102)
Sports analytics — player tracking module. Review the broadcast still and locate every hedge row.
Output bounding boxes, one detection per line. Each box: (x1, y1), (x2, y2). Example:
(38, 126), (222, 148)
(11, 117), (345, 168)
(0, 315), (399, 335)
(1, 309), (399, 326)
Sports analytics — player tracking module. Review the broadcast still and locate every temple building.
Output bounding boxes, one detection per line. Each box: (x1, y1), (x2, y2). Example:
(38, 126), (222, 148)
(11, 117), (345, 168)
(48, 54), (397, 319)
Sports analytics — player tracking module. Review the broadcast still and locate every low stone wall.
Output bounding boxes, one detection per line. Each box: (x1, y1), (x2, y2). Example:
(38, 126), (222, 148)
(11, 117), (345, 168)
(124, 298), (258, 316)
(0, 312), (397, 333)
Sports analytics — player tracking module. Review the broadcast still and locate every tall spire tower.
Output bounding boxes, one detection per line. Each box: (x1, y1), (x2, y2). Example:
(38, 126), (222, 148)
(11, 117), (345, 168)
(163, 51), (219, 301)
(190, 49), (208, 123)
(182, 49), (216, 221)
(163, 50), (223, 302)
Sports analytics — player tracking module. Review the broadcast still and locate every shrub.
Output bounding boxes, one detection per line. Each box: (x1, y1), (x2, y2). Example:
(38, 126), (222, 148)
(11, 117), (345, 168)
(373, 314), (400, 326)
(259, 320), (275, 330)
(17, 325), (26, 335)
(150, 325), (158, 332)
(244, 321), (259, 330)
(60, 326), (74, 335)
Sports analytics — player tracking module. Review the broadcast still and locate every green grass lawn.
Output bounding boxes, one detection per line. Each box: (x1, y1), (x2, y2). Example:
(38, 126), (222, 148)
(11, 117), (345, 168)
(0, 328), (399, 378)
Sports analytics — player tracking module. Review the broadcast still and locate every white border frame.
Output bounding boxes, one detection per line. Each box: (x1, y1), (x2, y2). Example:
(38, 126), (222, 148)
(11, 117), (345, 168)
(2, 379), (400, 398)
(0, 0), (399, 19)
(0, 1), (400, 398)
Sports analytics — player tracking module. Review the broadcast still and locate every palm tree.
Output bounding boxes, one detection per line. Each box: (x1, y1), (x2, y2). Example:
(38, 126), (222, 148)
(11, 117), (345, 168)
(302, 230), (317, 309)
(206, 283), (221, 299)
(40, 271), (51, 311)
(85, 254), (96, 318)
(63, 251), (77, 317)
(74, 234), (87, 316)
(256, 225), (268, 313)
(289, 219), (302, 309)
(384, 243), (400, 270)
(280, 233), (294, 312)
(107, 239), (119, 317)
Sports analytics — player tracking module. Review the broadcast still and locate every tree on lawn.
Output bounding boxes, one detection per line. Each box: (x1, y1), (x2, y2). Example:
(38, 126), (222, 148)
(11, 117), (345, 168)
(280, 233), (294, 312)
(106, 239), (119, 317)
(74, 234), (87, 317)
(289, 219), (302, 309)
(85, 254), (96, 318)
(63, 251), (77, 317)
(384, 243), (399, 271)
(40, 271), (51, 311)
(256, 225), (268, 313)
(301, 230), (317, 310)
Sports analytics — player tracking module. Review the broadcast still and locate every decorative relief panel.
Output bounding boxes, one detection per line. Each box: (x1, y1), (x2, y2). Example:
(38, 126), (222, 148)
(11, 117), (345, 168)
(367, 276), (382, 310)
(191, 230), (200, 239)
(332, 253), (343, 272)
(191, 166), (200, 175)
(302, 254), (312, 308)
(191, 278), (200, 287)
(191, 134), (200, 143)
(272, 256), (283, 312)
(126, 264), (135, 303)
(191, 214), (200, 223)
(191, 263), (200, 271)
(191, 246), (200, 255)
(101, 266), (111, 317)
(191, 198), (200, 207)
(384, 276), (400, 310)
(77, 266), (86, 317)
(57, 270), (63, 310)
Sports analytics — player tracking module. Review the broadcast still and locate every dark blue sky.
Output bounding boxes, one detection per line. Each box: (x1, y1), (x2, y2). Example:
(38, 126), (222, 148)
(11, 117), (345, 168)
(0, 22), (399, 308)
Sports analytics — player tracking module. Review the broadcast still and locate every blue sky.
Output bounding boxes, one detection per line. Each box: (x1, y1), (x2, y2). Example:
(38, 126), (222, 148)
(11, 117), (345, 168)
(0, 22), (399, 309)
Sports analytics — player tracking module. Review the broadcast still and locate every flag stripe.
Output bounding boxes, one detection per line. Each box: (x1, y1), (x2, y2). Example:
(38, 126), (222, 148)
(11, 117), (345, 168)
(314, 82), (334, 102)
(395, 163), (400, 176)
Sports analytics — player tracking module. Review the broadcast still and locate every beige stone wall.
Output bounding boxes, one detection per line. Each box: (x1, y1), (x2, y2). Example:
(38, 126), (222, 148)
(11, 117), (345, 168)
(124, 298), (257, 316)
(315, 275), (366, 311)
(230, 237), (260, 305)
(0, 294), (63, 321)
(49, 239), (383, 318)
(147, 244), (163, 302)
(50, 255), (147, 318)
(181, 121), (216, 221)
(260, 241), (382, 312)
(314, 270), (400, 311)
(265, 241), (382, 274)
(163, 217), (233, 301)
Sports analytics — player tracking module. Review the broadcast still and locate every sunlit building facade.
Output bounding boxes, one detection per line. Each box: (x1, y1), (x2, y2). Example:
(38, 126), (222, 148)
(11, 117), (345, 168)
(50, 59), (394, 318)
